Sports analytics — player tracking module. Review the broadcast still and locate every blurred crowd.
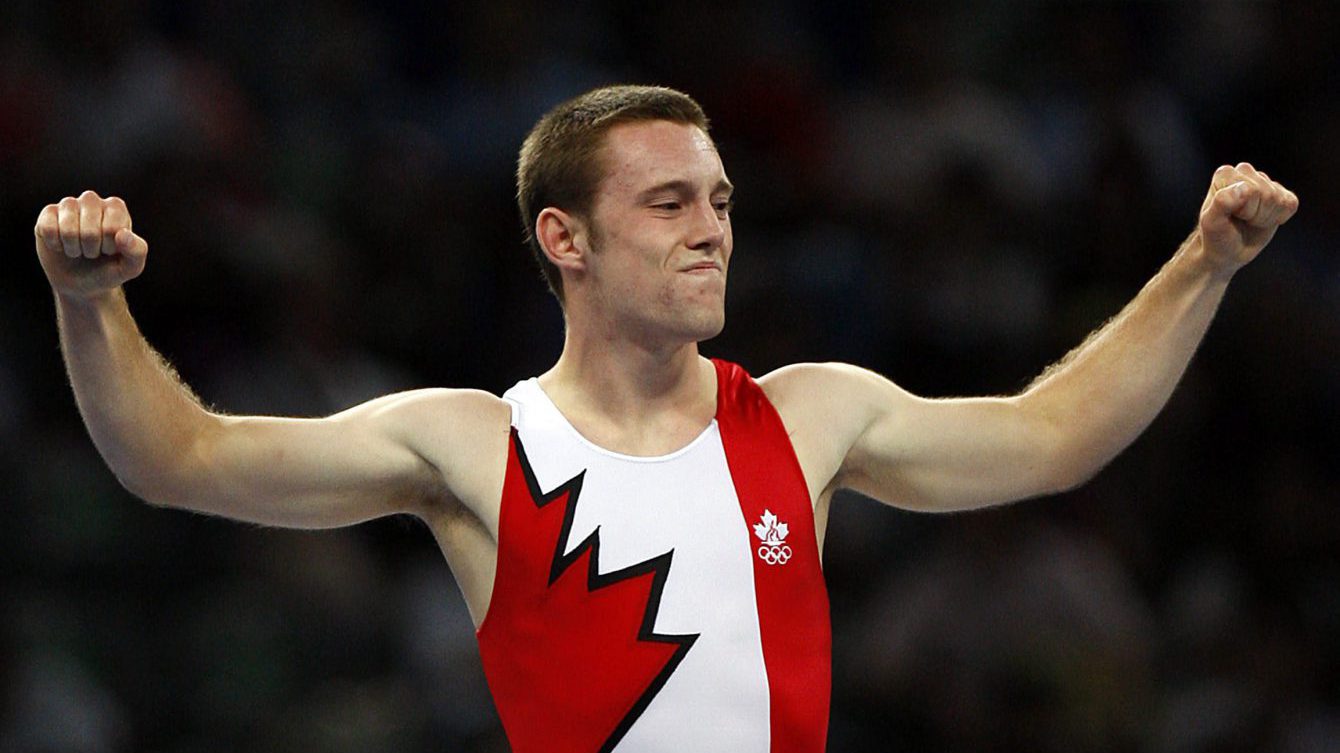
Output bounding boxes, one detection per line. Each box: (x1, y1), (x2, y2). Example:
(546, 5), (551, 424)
(3, 1), (1338, 751)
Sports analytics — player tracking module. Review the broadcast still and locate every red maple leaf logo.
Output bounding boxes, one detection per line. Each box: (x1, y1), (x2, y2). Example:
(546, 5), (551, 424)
(479, 430), (699, 753)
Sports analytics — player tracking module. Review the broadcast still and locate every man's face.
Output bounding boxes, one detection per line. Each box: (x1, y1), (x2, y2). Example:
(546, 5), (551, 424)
(582, 119), (734, 345)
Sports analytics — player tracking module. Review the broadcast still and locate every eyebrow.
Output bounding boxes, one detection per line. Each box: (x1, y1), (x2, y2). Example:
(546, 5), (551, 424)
(635, 178), (735, 202)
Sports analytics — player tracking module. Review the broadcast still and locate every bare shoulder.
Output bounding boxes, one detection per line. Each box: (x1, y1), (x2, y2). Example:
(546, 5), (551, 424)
(754, 362), (913, 503)
(328, 387), (508, 447)
(341, 386), (509, 426)
(365, 383), (511, 445)
(757, 361), (909, 421)
(339, 387), (512, 520)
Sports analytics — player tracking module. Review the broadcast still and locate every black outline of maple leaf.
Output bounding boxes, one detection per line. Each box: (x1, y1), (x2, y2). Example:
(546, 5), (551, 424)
(512, 429), (700, 752)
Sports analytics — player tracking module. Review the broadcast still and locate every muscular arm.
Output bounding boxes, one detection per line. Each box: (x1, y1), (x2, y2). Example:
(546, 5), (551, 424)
(767, 163), (1299, 513)
(39, 192), (506, 529)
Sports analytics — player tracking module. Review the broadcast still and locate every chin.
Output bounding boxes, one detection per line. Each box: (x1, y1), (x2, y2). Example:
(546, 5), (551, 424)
(684, 311), (726, 343)
(648, 289), (726, 342)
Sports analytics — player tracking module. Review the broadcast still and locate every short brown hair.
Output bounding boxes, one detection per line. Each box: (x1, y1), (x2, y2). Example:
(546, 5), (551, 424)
(516, 85), (711, 302)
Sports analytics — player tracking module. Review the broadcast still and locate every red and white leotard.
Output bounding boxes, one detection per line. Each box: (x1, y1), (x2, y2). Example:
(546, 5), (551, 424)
(477, 359), (831, 753)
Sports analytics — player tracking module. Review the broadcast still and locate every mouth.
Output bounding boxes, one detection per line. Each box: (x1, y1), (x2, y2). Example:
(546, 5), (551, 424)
(681, 261), (723, 274)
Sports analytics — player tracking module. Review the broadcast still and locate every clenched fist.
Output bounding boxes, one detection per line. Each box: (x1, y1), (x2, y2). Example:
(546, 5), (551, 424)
(1195, 162), (1299, 279)
(34, 191), (149, 300)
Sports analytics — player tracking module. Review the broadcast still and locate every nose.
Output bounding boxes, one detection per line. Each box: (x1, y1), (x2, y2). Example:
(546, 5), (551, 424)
(687, 200), (726, 252)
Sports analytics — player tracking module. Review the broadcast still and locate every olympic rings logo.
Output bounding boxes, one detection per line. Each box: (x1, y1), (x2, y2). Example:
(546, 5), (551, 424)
(757, 544), (792, 566)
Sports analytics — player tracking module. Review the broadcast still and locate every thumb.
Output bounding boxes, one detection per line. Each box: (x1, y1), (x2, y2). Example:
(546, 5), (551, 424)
(1202, 181), (1249, 235)
(115, 227), (148, 259)
(114, 227), (149, 280)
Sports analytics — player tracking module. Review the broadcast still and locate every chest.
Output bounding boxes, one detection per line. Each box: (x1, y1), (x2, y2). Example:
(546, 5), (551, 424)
(515, 423), (759, 579)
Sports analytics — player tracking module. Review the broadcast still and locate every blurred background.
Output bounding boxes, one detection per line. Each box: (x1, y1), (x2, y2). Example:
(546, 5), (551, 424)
(3, 1), (1338, 751)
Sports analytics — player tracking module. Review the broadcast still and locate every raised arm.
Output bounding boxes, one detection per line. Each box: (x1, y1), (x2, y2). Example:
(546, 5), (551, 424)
(766, 163), (1298, 513)
(35, 191), (508, 529)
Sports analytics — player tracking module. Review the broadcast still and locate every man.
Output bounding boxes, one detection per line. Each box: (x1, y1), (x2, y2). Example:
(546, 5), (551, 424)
(34, 85), (1297, 752)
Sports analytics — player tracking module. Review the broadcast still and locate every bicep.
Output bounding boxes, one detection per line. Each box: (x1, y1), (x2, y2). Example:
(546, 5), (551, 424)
(775, 364), (1065, 512)
(842, 389), (1068, 511)
(165, 389), (499, 529)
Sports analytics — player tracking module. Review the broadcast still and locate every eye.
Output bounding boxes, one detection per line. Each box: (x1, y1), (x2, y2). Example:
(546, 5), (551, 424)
(714, 198), (735, 216)
(651, 201), (682, 212)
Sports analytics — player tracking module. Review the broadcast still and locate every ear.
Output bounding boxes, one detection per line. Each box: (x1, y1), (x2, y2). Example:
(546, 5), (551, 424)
(536, 207), (590, 275)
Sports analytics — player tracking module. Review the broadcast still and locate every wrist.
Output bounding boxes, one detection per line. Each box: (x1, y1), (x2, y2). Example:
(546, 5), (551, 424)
(54, 287), (126, 321)
(1174, 230), (1238, 286)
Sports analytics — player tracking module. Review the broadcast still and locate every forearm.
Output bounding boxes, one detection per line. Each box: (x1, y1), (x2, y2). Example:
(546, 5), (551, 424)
(57, 288), (217, 503)
(1022, 231), (1228, 487)
(36, 192), (454, 524)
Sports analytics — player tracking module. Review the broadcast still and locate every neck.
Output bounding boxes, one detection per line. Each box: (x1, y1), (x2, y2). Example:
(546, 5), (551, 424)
(544, 327), (710, 416)
(537, 319), (718, 455)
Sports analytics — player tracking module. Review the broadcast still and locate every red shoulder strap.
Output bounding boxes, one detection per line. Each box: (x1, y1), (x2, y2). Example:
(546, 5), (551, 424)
(714, 359), (832, 753)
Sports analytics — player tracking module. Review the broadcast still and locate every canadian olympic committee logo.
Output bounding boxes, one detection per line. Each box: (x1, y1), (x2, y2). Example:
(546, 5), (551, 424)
(753, 509), (792, 566)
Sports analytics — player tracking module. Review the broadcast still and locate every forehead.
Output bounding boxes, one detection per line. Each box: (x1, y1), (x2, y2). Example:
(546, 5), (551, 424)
(596, 120), (727, 196)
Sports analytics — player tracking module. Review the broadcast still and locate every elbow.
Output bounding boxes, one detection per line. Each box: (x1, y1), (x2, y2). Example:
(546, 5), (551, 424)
(115, 468), (192, 510)
(1024, 403), (1105, 495)
(1046, 463), (1101, 495)
(111, 419), (221, 510)
(1038, 432), (1112, 495)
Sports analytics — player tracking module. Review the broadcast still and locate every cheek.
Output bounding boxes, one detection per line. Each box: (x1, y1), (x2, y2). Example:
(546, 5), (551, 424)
(656, 283), (679, 310)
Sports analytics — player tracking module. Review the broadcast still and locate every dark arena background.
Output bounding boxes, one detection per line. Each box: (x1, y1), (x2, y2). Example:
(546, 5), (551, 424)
(3, 2), (1338, 751)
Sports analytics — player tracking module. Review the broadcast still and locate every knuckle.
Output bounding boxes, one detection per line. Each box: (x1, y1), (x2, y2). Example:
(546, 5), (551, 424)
(78, 189), (100, 201)
(59, 196), (79, 209)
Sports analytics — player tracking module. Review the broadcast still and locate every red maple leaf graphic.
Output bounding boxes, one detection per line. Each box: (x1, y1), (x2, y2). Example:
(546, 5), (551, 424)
(478, 430), (699, 753)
